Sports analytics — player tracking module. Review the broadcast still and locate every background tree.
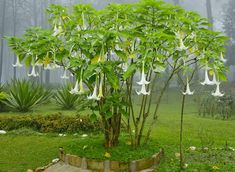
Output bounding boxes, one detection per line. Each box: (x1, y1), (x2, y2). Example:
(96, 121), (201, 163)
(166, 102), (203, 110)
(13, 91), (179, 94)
(223, 0), (235, 74)
(206, 0), (213, 30)
(0, 0), (6, 82)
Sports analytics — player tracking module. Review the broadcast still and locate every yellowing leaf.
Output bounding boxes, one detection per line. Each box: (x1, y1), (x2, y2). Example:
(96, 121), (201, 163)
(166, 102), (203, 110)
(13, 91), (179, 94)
(209, 70), (214, 76)
(104, 152), (111, 158)
(91, 56), (100, 64)
(83, 145), (88, 150)
(42, 56), (51, 65)
(59, 47), (64, 51)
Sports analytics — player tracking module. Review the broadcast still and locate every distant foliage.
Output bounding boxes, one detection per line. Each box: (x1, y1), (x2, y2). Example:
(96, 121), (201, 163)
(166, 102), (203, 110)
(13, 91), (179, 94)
(0, 85), (8, 112)
(54, 84), (82, 110)
(4, 80), (52, 112)
(0, 113), (101, 133)
(199, 95), (234, 119)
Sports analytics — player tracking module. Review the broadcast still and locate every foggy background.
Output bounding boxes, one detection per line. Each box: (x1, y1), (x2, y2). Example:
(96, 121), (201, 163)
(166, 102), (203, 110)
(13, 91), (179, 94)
(0, 0), (234, 85)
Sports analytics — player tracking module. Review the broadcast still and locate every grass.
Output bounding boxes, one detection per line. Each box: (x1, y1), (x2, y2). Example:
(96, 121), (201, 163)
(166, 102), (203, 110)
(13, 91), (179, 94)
(0, 91), (235, 172)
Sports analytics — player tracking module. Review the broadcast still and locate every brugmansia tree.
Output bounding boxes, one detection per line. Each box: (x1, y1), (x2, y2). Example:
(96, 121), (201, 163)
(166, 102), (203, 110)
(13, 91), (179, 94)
(6, 0), (227, 148)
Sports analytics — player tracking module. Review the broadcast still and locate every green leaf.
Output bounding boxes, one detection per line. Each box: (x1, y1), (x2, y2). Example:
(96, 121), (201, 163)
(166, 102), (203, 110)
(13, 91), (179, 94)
(123, 64), (137, 80)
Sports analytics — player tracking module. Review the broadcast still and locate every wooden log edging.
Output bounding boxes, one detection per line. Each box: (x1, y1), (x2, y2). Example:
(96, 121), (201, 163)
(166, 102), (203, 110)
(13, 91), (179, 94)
(58, 148), (164, 172)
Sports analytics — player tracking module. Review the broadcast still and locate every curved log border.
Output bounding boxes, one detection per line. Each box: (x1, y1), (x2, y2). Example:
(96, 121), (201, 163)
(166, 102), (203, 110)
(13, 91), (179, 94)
(58, 148), (164, 172)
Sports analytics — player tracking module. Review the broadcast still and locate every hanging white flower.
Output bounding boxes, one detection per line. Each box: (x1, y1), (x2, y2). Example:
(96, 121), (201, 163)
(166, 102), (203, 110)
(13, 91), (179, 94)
(98, 75), (104, 98)
(136, 84), (150, 95)
(88, 84), (100, 101)
(78, 79), (85, 94)
(52, 25), (63, 36)
(69, 80), (79, 94)
(137, 62), (150, 85)
(44, 64), (52, 70)
(212, 82), (224, 97)
(177, 38), (187, 51)
(28, 65), (39, 77)
(211, 72), (219, 85)
(182, 78), (194, 95)
(12, 56), (23, 68)
(220, 52), (227, 63)
(201, 67), (213, 86)
(61, 69), (69, 79)
(71, 51), (77, 58)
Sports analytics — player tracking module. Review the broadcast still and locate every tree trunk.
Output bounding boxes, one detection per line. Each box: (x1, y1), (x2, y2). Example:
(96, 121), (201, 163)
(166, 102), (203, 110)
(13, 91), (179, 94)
(206, 0), (213, 30)
(173, 0), (180, 5)
(102, 111), (121, 148)
(0, 0), (6, 83)
(180, 93), (186, 170)
(13, 0), (17, 80)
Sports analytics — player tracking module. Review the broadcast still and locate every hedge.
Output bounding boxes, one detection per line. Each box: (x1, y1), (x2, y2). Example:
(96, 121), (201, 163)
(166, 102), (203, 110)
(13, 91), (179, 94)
(0, 113), (101, 133)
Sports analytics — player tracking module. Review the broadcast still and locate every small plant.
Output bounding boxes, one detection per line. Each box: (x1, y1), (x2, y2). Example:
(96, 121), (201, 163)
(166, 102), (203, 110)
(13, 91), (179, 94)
(4, 80), (52, 112)
(54, 84), (81, 109)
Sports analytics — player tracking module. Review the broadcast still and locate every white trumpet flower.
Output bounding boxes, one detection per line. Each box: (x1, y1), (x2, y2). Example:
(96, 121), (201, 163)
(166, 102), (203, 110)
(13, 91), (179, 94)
(44, 64), (52, 70)
(201, 67), (213, 86)
(220, 52), (227, 63)
(177, 38), (187, 51)
(211, 72), (219, 85)
(88, 84), (100, 101)
(69, 80), (79, 94)
(53, 25), (63, 36)
(28, 65), (39, 77)
(136, 84), (150, 95)
(98, 75), (104, 98)
(12, 56), (23, 68)
(61, 69), (69, 79)
(212, 82), (224, 97)
(182, 79), (194, 95)
(137, 62), (150, 85)
(78, 79), (85, 94)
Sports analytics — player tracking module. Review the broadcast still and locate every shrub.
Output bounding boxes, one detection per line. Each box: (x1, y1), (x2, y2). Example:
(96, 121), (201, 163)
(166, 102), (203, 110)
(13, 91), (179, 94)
(54, 84), (81, 109)
(0, 113), (101, 133)
(4, 80), (52, 112)
(0, 84), (8, 112)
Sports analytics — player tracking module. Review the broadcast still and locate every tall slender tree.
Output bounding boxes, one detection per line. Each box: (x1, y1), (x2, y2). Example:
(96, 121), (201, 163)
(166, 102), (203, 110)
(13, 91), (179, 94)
(13, 0), (17, 79)
(0, 0), (6, 83)
(173, 0), (180, 5)
(206, 0), (213, 30)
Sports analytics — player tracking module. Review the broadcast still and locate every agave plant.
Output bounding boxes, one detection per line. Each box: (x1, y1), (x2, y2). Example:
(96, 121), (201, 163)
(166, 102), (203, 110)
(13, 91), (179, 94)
(54, 84), (81, 109)
(4, 80), (52, 112)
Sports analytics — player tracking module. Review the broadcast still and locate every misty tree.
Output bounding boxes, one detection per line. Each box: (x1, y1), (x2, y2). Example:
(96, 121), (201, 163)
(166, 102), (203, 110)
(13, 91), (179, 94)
(0, 0), (6, 83)
(6, 0), (227, 148)
(223, 0), (235, 68)
(206, 0), (213, 30)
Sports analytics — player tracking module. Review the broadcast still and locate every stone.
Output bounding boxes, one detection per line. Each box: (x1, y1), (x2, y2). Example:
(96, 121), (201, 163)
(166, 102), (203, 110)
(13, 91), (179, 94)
(87, 159), (103, 170)
(119, 162), (128, 171)
(103, 160), (110, 172)
(0, 130), (6, 134)
(110, 161), (119, 171)
(129, 161), (136, 172)
(135, 157), (154, 171)
(81, 158), (87, 169)
(26, 169), (34, 172)
(35, 167), (45, 172)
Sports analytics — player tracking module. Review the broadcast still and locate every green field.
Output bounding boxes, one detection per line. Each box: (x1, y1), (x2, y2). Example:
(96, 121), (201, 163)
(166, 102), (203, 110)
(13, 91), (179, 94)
(0, 93), (235, 172)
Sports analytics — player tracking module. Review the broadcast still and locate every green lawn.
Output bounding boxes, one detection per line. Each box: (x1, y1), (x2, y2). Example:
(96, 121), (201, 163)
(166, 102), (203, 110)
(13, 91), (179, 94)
(0, 92), (235, 172)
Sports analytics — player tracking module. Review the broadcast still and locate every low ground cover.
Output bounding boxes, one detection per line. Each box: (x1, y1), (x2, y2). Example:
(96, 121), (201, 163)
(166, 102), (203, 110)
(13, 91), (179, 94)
(0, 95), (234, 172)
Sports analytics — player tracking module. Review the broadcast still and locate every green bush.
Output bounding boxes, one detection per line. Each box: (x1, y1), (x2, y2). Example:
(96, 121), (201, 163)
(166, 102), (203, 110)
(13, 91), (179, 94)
(0, 84), (8, 112)
(54, 84), (81, 109)
(0, 113), (101, 133)
(4, 80), (52, 112)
